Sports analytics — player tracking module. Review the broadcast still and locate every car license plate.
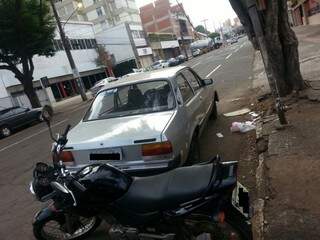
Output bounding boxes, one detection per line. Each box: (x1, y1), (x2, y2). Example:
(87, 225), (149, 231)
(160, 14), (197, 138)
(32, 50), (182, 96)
(232, 181), (250, 218)
(90, 148), (122, 161)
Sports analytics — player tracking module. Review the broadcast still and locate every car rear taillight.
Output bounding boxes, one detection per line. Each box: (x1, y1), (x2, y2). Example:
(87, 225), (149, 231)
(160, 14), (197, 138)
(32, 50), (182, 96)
(142, 141), (173, 156)
(60, 151), (74, 165)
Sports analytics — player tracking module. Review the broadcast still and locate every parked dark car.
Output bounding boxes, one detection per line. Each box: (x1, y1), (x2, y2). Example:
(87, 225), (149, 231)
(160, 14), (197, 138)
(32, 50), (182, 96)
(0, 106), (44, 138)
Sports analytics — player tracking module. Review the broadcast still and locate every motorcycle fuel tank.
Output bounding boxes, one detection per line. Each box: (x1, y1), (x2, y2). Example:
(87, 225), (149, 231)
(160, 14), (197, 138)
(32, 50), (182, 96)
(76, 164), (133, 204)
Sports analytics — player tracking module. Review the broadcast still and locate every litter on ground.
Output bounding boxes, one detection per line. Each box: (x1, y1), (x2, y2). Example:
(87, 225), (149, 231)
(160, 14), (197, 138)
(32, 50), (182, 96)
(216, 133), (224, 138)
(224, 108), (251, 117)
(230, 121), (256, 133)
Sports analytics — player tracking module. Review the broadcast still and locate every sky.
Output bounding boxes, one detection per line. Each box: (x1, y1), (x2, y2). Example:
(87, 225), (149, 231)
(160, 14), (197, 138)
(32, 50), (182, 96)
(135, 0), (237, 32)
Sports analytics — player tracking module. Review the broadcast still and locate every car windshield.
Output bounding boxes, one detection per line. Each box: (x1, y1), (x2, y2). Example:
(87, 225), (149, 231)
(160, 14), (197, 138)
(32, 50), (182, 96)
(84, 80), (175, 121)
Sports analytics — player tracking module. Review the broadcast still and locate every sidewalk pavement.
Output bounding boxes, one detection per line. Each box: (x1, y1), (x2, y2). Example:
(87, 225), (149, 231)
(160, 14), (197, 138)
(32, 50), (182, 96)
(251, 25), (320, 240)
(51, 92), (93, 114)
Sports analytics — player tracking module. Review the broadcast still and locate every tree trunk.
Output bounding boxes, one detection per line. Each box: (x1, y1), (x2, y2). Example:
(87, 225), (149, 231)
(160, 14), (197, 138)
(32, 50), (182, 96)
(22, 76), (41, 108)
(263, 0), (290, 96)
(229, 0), (304, 97)
(278, 0), (304, 91)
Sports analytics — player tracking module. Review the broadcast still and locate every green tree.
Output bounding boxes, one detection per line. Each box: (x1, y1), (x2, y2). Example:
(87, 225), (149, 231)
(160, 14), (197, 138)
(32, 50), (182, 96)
(0, 0), (55, 107)
(208, 32), (220, 40)
(195, 25), (209, 34)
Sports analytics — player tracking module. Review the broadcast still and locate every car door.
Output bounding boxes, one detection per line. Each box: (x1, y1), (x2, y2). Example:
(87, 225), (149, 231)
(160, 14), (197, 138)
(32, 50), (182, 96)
(181, 69), (207, 126)
(12, 107), (32, 127)
(175, 73), (199, 143)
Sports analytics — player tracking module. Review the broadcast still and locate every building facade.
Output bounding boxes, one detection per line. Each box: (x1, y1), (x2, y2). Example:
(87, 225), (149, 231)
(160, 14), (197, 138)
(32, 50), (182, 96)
(0, 21), (106, 109)
(55, 0), (141, 33)
(289, 0), (320, 26)
(96, 23), (153, 73)
(55, 0), (153, 69)
(139, 0), (194, 56)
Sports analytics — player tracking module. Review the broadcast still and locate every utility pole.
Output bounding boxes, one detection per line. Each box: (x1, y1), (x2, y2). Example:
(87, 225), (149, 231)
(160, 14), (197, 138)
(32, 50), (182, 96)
(180, 30), (189, 60)
(247, 0), (287, 125)
(125, 22), (142, 69)
(49, 0), (87, 101)
(201, 19), (209, 34)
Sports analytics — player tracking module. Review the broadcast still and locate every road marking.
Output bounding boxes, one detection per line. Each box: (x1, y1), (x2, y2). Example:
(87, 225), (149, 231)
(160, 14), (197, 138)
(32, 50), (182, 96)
(0, 119), (68, 153)
(206, 64), (222, 78)
(191, 62), (201, 68)
(226, 53), (232, 60)
(234, 48), (240, 53)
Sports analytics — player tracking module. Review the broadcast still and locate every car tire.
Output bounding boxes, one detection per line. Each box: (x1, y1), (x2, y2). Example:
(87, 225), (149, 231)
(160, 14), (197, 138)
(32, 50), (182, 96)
(185, 135), (201, 166)
(0, 125), (11, 138)
(210, 101), (218, 120)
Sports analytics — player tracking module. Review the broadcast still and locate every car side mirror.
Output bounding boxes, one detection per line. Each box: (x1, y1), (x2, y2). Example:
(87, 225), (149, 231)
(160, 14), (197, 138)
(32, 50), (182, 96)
(202, 79), (213, 86)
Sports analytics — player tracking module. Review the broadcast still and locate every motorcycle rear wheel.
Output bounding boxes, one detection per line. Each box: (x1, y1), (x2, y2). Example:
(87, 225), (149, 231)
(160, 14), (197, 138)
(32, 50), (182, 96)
(33, 214), (101, 240)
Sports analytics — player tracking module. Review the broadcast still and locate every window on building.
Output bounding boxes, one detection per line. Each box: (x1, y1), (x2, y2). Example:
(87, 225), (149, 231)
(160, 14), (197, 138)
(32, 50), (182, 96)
(53, 39), (64, 51)
(96, 7), (104, 16)
(91, 39), (98, 48)
(93, 0), (99, 3)
(78, 39), (86, 49)
(85, 39), (93, 48)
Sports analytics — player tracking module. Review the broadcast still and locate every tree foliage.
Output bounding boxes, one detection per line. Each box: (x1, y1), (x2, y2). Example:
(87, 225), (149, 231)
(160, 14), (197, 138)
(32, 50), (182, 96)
(0, 0), (56, 107)
(195, 25), (209, 34)
(208, 32), (220, 40)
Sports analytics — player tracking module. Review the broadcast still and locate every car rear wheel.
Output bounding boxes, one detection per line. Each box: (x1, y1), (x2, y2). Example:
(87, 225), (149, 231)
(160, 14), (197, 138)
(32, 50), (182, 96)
(210, 101), (218, 120)
(0, 125), (11, 138)
(185, 135), (201, 166)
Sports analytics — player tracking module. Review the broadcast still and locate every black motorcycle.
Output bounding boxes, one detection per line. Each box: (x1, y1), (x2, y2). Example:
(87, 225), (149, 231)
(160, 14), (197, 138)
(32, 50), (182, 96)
(30, 115), (252, 240)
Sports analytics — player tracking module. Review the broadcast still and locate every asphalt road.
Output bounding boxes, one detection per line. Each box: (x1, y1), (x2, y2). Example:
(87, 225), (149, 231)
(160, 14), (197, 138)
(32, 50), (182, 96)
(0, 37), (254, 240)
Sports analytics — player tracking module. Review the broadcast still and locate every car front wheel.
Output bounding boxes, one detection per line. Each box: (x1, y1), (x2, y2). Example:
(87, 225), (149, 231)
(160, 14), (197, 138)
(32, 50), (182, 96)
(0, 125), (11, 138)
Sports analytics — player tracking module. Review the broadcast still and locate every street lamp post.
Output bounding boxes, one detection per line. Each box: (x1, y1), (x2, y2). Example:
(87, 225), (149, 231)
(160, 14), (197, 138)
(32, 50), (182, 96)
(49, 0), (87, 101)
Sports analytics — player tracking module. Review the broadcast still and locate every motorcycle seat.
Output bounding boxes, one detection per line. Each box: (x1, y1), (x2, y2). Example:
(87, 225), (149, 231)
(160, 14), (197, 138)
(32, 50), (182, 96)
(115, 163), (213, 213)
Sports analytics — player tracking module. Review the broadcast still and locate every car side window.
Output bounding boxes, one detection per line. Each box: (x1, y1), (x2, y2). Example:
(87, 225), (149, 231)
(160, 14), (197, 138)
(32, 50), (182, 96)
(175, 74), (194, 103)
(182, 69), (201, 91)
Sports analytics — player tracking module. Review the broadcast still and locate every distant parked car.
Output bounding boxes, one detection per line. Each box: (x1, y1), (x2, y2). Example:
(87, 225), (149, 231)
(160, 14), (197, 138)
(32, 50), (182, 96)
(176, 54), (187, 63)
(90, 77), (117, 96)
(168, 58), (180, 67)
(63, 66), (219, 175)
(151, 60), (169, 70)
(192, 49), (201, 57)
(227, 38), (238, 44)
(0, 106), (46, 138)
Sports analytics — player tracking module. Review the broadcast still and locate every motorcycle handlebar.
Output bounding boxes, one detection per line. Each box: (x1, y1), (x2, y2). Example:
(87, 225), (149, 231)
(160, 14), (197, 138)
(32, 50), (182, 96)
(72, 179), (87, 192)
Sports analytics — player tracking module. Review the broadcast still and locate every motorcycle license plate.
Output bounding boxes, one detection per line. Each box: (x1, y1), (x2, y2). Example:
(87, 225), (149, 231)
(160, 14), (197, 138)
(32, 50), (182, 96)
(232, 182), (250, 218)
(90, 148), (122, 161)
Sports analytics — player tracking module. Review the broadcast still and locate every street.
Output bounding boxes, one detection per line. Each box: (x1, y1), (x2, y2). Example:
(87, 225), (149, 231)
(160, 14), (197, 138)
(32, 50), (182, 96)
(0, 37), (255, 240)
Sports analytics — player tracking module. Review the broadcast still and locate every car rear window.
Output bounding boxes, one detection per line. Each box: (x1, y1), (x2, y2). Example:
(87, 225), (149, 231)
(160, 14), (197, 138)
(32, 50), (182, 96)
(84, 80), (175, 121)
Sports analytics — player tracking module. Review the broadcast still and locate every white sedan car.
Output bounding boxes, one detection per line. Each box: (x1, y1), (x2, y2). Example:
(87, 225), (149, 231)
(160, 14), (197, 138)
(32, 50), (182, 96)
(62, 66), (219, 175)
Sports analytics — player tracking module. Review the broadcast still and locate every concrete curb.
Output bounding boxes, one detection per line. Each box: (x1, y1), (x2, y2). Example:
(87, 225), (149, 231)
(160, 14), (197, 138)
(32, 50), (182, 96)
(252, 120), (265, 240)
(300, 55), (320, 64)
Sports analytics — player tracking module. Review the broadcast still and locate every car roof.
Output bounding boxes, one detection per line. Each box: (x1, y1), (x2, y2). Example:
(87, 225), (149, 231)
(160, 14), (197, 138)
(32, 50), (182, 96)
(100, 66), (187, 91)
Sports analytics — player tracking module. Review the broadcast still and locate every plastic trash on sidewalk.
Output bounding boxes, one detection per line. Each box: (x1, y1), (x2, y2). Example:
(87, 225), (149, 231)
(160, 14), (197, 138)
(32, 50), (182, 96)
(230, 121), (256, 133)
